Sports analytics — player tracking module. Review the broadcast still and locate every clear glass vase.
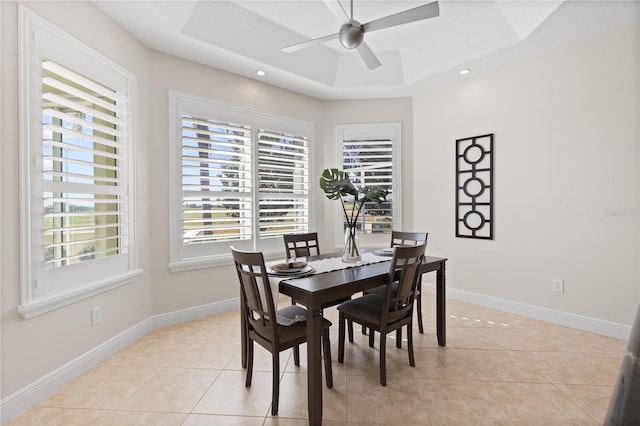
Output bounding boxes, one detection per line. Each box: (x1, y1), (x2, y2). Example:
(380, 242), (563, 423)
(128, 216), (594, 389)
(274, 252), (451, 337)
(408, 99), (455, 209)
(342, 225), (361, 263)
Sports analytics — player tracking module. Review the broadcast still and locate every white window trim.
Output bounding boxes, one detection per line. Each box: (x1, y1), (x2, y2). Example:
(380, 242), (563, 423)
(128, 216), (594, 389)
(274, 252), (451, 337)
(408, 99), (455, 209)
(168, 90), (315, 272)
(18, 7), (141, 319)
(334, 123), (402, 247)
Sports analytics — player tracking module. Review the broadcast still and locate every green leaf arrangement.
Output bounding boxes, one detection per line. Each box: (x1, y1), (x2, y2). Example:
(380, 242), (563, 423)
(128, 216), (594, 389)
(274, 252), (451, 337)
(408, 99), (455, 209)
(319, 168), (389, 229)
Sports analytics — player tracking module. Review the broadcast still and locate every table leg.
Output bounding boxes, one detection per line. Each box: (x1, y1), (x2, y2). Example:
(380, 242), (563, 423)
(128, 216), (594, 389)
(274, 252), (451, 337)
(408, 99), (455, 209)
(306, 307), (323, 425)
(436, 261), (446, 346)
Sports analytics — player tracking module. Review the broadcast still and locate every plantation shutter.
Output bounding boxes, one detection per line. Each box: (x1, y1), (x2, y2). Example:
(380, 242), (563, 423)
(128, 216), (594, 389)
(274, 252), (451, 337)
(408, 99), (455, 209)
(341, 131), (394, 234)
(169, 92), (314, 269)
(180, 115), (253, 244)
(42, 60), (131, 270)
(257, 129), (309, 237)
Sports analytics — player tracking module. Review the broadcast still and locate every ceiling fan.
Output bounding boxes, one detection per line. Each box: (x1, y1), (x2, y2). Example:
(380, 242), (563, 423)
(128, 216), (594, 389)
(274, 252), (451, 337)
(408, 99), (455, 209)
(281, 0), (440, 70)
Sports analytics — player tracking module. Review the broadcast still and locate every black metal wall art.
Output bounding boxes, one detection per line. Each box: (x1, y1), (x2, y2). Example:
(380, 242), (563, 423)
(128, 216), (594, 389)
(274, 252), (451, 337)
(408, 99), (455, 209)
(455, 134), (493, 239)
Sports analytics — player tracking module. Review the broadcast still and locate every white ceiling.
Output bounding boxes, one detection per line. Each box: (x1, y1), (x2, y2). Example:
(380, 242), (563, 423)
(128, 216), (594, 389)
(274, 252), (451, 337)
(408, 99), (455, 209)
(94, 1), (639, 100)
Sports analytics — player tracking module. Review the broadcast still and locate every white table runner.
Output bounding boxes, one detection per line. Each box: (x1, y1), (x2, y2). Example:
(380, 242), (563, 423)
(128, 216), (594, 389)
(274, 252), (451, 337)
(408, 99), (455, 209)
(265, 252), (391, 324)
(303, 252), (390, 274)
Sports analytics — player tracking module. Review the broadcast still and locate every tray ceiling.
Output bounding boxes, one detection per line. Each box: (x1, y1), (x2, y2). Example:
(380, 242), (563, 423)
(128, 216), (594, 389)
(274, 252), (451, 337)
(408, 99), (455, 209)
(94, 1), (639, 100)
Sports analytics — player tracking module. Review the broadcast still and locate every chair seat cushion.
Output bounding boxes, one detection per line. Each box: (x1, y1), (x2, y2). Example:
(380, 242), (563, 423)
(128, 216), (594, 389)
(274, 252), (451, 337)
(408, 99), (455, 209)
(366, 282), (420, 298)
(366, 283), (394, 298)
(294, 296), (352, 310)
(277, 305), (312, 326)
(337, 294), (386, 326)
(273, 305), (332, 344)
(337, 293), (411, 326)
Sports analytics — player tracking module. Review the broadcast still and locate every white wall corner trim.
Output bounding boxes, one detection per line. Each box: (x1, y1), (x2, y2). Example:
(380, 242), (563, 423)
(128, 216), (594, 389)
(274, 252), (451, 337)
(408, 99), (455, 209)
(0, 297), (240, 423)
(424, 284), (632, 340)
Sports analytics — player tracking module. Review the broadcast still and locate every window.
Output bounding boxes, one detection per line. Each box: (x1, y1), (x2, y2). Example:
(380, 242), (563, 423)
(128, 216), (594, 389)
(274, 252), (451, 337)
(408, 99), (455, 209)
(19, 8), (140, 318)
(169, 92), (312, 271)
(336, 123), (401, 241)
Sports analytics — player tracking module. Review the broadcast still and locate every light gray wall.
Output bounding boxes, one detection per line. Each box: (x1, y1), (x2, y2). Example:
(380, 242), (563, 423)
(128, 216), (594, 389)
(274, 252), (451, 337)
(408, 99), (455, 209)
(147, 51), (324, 315)
(1, 1), (153, 398)
(412, 22), (640, 326)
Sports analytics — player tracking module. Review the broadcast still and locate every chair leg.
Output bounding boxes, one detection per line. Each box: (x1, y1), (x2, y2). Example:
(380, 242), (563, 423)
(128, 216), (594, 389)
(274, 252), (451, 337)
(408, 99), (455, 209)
(369, 329), (375, 347)
(241, 306), (248, 368)
(338, 313), (346, 363)
(348, 319), (354, 342)
(245, 339), (254, 387)
(396, 328), (402, 348)
(271, 350), (280, 415)
(323, 329), (333, 388)
(417, 276), (424, 334)
(379, 332), (387, 386)
(407, 323), (415, 367)
(293, 345), (300, 366)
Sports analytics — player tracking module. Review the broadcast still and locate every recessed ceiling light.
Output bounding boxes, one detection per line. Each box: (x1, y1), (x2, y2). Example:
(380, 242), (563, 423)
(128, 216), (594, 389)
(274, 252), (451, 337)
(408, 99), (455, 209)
(460, 69), (471, 75)
(256, 70), (266, 76)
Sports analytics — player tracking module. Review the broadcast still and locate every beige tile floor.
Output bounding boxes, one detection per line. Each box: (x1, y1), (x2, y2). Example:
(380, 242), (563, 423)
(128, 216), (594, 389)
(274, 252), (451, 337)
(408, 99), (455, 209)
(7, 291), (627, 425)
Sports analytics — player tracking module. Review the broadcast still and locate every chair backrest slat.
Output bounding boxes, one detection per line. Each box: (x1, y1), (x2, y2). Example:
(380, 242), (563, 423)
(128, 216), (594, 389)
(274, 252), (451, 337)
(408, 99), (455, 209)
(383, 244), (427, 322)
(283, 232), (320, 259)
(391, 231), (428, 248)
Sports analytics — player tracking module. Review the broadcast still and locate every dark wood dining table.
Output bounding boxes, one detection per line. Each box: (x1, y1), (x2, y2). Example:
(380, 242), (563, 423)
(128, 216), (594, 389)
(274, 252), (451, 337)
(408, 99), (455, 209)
(279, 253), (448, 426)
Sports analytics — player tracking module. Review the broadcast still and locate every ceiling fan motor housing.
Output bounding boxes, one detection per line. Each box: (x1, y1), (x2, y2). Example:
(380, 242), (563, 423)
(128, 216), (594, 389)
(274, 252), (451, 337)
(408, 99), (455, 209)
(339, 20), (364, 49)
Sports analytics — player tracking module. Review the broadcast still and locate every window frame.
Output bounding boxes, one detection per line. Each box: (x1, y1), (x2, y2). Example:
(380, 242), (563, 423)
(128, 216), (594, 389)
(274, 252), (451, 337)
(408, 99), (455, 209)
(168, 91), (314, 272)
(18, 7), (141, 319)
(334, 123), (402, 246)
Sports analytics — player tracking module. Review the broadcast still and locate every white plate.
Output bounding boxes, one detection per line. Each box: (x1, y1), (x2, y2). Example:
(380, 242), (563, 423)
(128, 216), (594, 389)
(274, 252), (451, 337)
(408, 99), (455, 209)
(374, 248), (395, 256)
(267, 265), (315, 277)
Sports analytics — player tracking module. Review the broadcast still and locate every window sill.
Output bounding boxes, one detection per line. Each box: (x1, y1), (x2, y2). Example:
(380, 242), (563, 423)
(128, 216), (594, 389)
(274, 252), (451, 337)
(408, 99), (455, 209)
(17, 269), (143, 319)
(169, 250), (283, 273)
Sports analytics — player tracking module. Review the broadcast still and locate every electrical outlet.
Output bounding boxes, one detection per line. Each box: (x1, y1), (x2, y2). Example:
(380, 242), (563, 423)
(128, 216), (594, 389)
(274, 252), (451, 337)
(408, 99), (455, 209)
(91, 306), (102, 326)
(552, 279), (565, 294)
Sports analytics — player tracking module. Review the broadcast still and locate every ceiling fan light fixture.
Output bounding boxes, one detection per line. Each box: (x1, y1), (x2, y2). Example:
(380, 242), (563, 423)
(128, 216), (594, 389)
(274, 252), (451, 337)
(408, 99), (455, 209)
(280, 1), (440, 70)
(339, 21), (364, 49)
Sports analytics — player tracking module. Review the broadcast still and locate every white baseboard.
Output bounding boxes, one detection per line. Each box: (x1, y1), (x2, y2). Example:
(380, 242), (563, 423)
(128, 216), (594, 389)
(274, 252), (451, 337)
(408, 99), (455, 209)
(0, 297), (240, 424)
(152, 298), (239, 329)
(0, 318), (153, 423)
(425, 284), (632, 340)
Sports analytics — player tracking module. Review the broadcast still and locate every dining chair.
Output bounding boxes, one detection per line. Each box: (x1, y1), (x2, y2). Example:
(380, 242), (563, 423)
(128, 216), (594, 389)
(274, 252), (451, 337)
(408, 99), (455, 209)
(283, 232), (320, 260)
(337, 243), (427, 386)
(390, 231), (428, 334)
(283, 233), (320, 307)
(363, 231), (429, 341)
(231, 247), (333, 415)
(282, 232), (354, 342)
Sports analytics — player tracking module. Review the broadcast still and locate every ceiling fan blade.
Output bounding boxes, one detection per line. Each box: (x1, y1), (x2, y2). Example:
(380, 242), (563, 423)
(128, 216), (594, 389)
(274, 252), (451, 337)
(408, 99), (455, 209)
(281, 33), (339, 53)
(356, 41), (382, 70)
(362, 1), (440, 33)
(336, 0), (350, 20)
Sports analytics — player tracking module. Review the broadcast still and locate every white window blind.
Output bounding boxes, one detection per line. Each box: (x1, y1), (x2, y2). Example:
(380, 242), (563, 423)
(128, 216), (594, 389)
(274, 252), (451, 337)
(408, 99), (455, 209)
(19, 7), (140, 319)
(258, 128), (309, 237)
(169, 93), (313, 271)
(181, 114), (252, 244)
(336, 123), (401, 240)
(43, 60), (130, 269)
